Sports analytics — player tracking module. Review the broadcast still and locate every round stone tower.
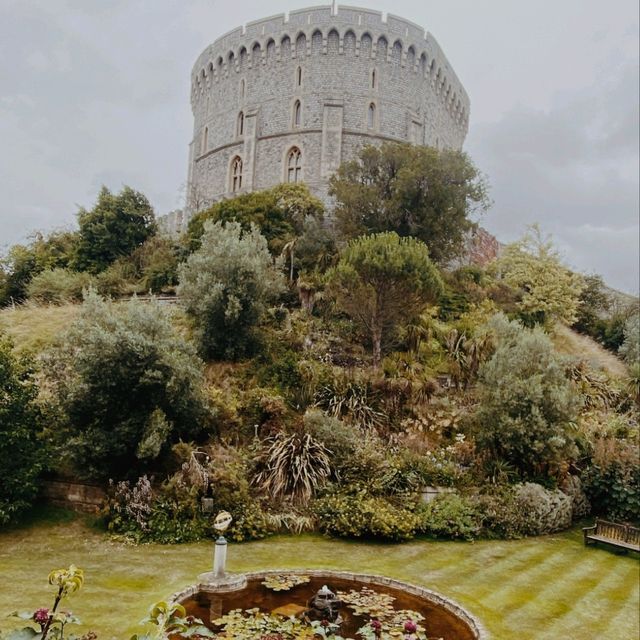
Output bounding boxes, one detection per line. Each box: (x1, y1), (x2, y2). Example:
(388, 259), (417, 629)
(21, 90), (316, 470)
(187, 4), (469, 215)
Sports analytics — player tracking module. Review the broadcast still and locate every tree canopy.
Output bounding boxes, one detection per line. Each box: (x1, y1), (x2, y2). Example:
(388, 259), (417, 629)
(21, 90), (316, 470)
(327, 232), (443, 368)
(494, 225), (584, 326)
(46, 292), (210, 480)
(0, 334), (43, 523)
(186, 183), (324, 256)
(472, 314), (581, 479)
(73, 186), (157, 273)
(179, 221), (285, 360)
(329, 143), (490, 264)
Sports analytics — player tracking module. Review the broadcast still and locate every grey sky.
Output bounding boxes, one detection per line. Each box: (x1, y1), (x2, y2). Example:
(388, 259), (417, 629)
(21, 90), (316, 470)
(1, 0), (638, 293)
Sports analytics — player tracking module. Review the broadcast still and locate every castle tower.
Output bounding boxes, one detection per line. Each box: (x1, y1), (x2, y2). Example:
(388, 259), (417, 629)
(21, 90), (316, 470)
(187, 4), (469, 217)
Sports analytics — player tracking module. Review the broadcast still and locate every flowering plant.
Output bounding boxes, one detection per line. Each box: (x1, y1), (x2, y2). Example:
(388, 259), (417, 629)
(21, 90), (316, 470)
(6, 565), (93, 640)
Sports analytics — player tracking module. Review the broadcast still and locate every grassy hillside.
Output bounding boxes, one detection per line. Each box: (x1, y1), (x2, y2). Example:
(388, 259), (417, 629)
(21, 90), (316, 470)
(0, 302), (80, 355)
(552, 323), (628, 379)
(0, 301), (191, 355)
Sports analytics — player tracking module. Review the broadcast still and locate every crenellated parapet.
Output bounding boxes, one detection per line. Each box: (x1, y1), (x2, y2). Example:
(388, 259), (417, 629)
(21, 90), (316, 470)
(190, 5), (469, 131)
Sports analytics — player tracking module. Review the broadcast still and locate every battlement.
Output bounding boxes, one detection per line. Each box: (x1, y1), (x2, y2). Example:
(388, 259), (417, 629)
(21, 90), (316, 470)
(191, 4), (469, 113)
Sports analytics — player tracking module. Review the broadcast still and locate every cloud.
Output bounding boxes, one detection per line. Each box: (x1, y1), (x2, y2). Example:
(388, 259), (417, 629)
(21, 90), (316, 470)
(467, 61), (639, 293)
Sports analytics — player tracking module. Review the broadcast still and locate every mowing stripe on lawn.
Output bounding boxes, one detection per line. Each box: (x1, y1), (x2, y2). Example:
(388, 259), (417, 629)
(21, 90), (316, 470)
(542, 560), (640, 640)
(478, 547), (575, 610)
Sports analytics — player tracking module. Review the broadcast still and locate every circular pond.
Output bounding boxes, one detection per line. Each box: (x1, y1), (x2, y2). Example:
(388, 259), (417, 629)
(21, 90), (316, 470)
(172, 570), (486, 640)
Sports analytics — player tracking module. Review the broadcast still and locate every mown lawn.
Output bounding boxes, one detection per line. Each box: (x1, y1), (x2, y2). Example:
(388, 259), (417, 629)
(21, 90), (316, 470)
(0, 511), (637, 640)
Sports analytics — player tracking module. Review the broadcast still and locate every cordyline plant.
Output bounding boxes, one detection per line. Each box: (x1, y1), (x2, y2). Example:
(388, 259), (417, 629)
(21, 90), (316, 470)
(254, 432), (332, 503)
(7, 565), (89, 640)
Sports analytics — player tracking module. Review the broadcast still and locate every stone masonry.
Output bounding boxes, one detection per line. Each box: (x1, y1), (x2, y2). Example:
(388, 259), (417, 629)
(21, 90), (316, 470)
(186, 4), (469, 221)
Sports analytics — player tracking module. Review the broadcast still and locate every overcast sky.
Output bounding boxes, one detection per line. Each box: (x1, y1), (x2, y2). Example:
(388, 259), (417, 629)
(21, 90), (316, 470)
(1, 0), (638, 293)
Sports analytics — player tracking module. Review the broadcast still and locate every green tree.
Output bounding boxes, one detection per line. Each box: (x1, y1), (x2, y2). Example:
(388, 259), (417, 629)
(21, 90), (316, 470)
(73, 186), (157, 273)
(472, 314), (581, 479)
(0, 334), (44, 524)
(0, 230), (78, 306)
(619, 312), (640, 365)
(572, 274), (610, 336)
(327, 232), (443, 368)
(329, 143), (489, 263)
(178, 221), (285, 360)
(494, 226), (584, 326)
(46, 292), (210, 480)
(186, 183), (324, 256)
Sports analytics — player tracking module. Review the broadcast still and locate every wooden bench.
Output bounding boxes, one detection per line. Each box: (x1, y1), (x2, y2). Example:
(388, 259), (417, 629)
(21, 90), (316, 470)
(583, 519), (640, 553)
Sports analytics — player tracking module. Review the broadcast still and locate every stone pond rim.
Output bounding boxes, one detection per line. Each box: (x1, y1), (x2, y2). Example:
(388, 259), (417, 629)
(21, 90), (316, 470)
(170, 569), (488, 640)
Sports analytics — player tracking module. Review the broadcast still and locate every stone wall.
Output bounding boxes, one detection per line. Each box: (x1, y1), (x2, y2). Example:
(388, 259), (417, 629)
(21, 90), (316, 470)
(41, 480), (106, 513)
(187, 5), (469, 217)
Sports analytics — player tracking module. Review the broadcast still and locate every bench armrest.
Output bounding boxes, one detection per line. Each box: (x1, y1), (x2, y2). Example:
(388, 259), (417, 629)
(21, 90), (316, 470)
(582, 525), (596, 533)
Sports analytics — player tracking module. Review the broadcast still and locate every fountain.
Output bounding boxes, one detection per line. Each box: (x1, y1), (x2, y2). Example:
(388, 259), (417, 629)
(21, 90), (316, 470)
(173, 568), (487, 640)
(179, 506), (486, 639)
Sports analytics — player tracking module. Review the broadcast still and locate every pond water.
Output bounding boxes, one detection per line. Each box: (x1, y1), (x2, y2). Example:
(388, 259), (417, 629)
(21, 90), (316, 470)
(178, 573), (479, 640)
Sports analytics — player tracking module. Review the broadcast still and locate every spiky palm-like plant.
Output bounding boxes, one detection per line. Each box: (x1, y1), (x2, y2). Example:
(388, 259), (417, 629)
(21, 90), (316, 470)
(254, 432), (332, 503)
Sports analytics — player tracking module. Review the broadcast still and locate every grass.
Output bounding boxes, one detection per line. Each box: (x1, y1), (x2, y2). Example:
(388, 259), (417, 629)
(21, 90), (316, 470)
(0, 511), (637, 640)
(0, 302), (80, 356)
(552, 323), (628, 379)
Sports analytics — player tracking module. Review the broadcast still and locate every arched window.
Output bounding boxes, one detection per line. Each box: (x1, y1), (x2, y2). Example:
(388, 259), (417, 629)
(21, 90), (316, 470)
(231, 156), (243, 192)
(371, 69), (376, 89)
(287, 147), (302, 183)
(237, 111), (244, 136)
(202, 126), (208, 153)
(367, 103), (376, 129)
(293, 100), (302, 127)
(296, 66), (302, 86)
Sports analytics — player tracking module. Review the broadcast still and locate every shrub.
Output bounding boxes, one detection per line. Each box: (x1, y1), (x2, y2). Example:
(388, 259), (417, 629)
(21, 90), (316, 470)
(471, 314), (581, 479)
(303, 409), (359, 473)
(474, 489), (530, 539)
(206, 446), (271, 542)
(314, 492), (420, 542)
(583, 459), (639, 523)
(106, 476), (154, 541)
(253, 432), (332, 503)
(46, 292), (211, 480)
(26, 268), (94, 304)
(178, 221), (285, 360)
(418, 493), (482, 540)
(512, 482), (573, 535)
(147, 476), (209, 543)
(473, 483), (575, 539)
(619, 312), (640, 365)
(0, 335), (44, 524)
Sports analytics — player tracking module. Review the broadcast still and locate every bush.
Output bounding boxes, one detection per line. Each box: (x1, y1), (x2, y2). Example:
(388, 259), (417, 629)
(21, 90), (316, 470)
(178, 221), (285, 360)
(46, 291), (211, 480)
(314, 491), (420, 542)
(418, 493), (482, 540)
(26, 268), (94, 304)
(512, 482), (573, 535)
(472, 314), (581, 479)
(583, 461), (639, 523)
(619, 312), (640, 365)
(474, 489), (530, 539)
(253, 432), (332, 503)
(0, 335), (44, 524)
